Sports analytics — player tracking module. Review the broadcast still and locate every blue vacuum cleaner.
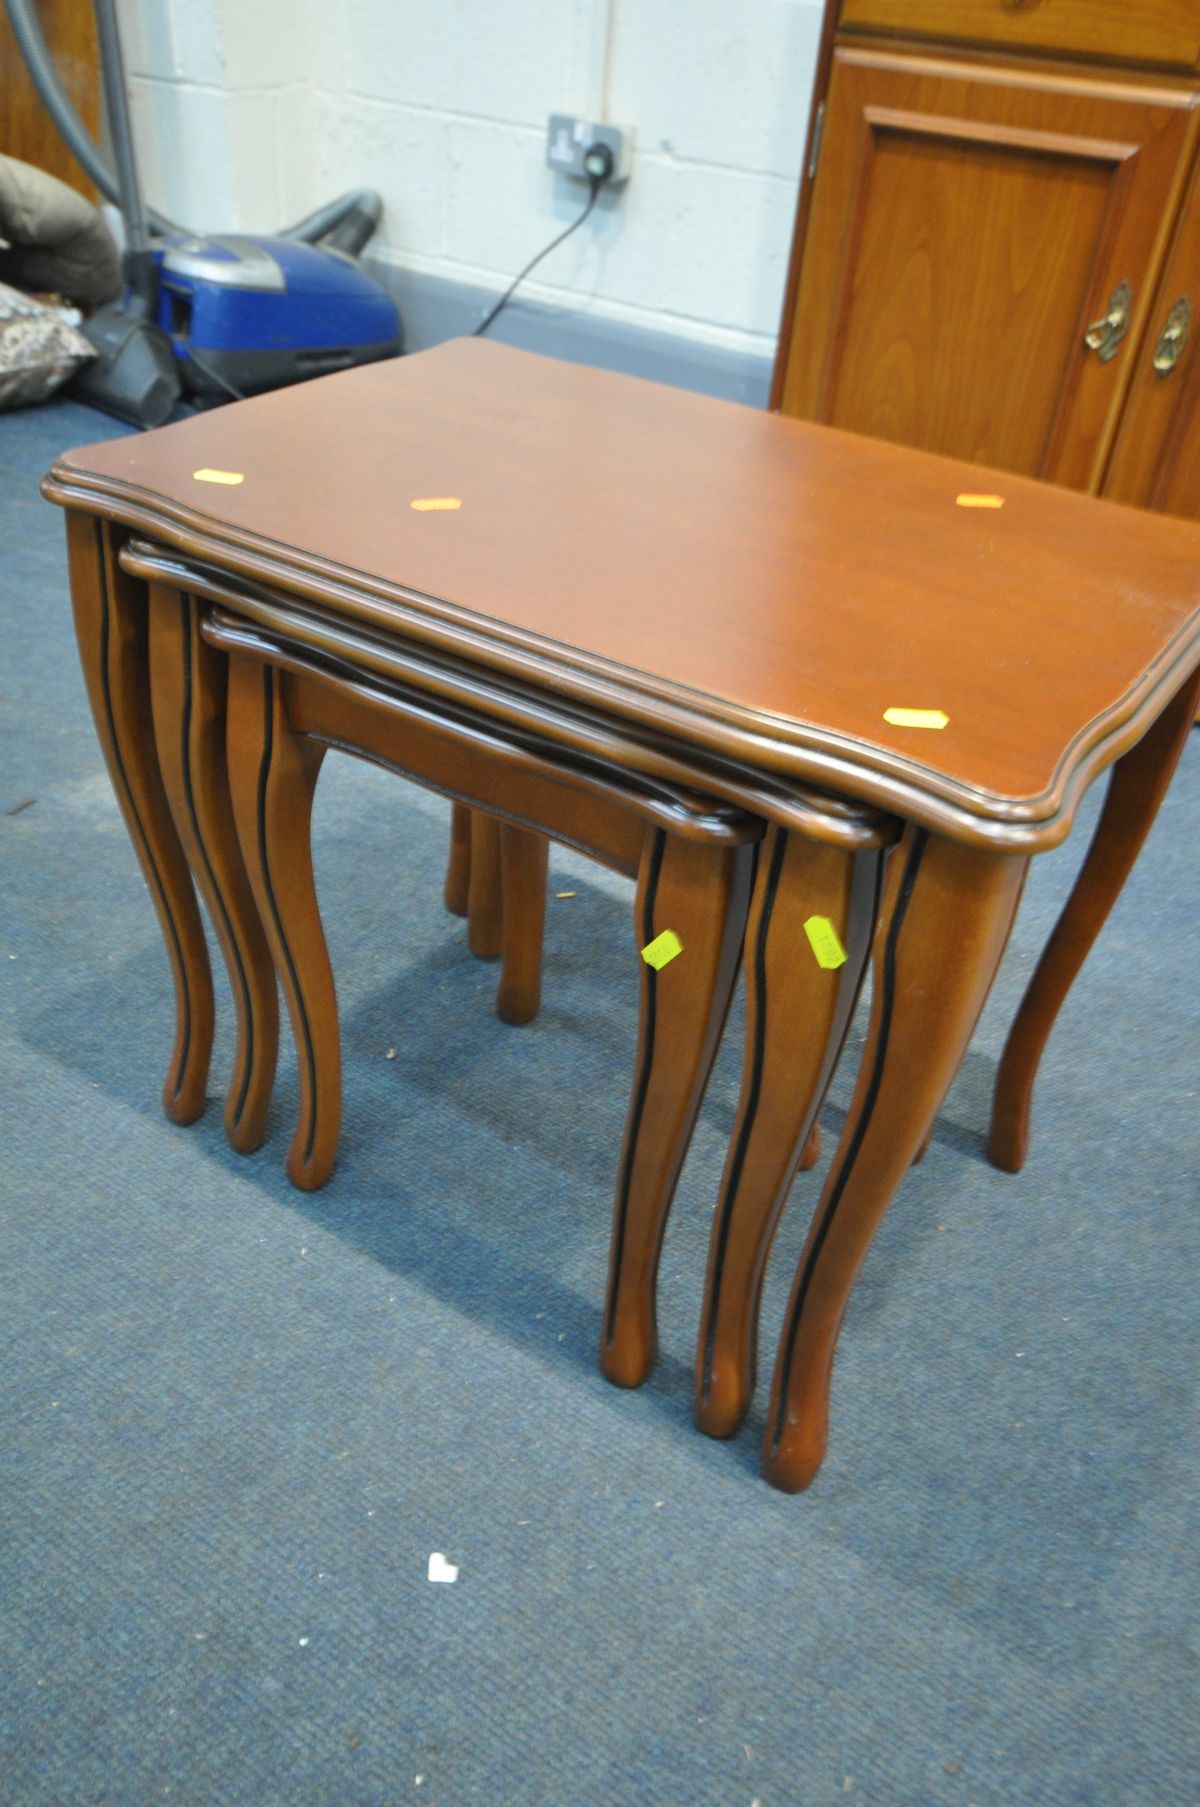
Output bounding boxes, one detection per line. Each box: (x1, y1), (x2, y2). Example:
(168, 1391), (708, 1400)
(4, 0), (403, 427)
(154, 232), (403, 404)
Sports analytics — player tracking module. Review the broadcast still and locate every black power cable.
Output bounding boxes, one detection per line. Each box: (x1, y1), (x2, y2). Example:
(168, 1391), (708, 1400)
(474, 144), (613, 338)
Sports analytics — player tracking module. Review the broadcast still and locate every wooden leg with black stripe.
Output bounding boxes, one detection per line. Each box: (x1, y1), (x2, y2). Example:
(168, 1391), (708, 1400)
(65, 514), (214, 1125)
(694, 827), (883, 1440)
(600, 829), (754, 1390)
(148, 585), (280, 1154)
(762, 831), (1027, 1492)
(226, 652), (337, 1192)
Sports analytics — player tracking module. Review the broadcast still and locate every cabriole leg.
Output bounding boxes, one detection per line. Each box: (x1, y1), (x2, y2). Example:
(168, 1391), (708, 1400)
(601, 830), (755, 1389)
(989, 671), (1200, 1173)
(226, 655), (336, 1191)
(695, 828), (882, 1439)
(65, 513), (213, 1124)
(148, 585), (279, 1153)
(763, 832), (1026, 1492)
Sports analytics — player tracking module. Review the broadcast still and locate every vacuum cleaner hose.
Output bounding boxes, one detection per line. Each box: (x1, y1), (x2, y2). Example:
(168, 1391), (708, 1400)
(3, 0), (383, 253)
(279, 190), (383, 256)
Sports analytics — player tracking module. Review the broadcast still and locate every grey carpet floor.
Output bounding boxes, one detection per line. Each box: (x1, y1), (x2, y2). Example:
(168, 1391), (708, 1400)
(2, 394), (1197, 1807)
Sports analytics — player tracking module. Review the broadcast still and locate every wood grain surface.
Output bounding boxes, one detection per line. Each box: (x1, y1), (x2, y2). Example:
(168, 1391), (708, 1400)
(839, 0), (1200, 70)
(777, 48), (1198, 490)
(0, 0), (100, 200)
(1103, 145), (1200, 514)
(47, 337), (1200, 844)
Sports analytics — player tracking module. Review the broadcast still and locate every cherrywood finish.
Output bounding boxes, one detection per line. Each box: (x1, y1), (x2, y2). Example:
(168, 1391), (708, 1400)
(48, 341), (1200, 1490)
(147, 583), (279, 1153)
(988, 664), (1200, 1171)
(694, 827), (885, 1438)
(497, 825), (549, 1026)
(226, 655), (335, 1192)
(213, 616), (763, 1382)
(466, 810), (503, 959)
(1102, 145), (1200, 516)
(768, 0), (845, 414)
(46, 342), (1200, 851)
(839, 0), (1200, 70)
(65, 513), (214, 1124)
(444, 801), (473, 915)
(776, 6), (1200, 555)
(777, 46), (1198, 489)
(0, 0), (100, 201)
(601, 830), (755, 1389)
(763, 831), (1028, 1492)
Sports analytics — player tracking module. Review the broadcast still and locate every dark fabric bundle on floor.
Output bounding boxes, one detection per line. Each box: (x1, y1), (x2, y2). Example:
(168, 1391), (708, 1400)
(0, 152), (120, 307)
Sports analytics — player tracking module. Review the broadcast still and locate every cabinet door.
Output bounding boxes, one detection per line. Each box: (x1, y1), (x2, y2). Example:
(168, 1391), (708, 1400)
(1103, 153), (1200, 517)
(777, 48), (1198, 489)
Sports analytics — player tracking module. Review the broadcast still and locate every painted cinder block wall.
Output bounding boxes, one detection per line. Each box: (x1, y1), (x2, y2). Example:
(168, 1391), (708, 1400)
(116, 0), (824, 388)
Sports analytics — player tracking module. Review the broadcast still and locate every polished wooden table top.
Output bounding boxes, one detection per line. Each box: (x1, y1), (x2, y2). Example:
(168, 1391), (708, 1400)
(51, 337), (1200, 849)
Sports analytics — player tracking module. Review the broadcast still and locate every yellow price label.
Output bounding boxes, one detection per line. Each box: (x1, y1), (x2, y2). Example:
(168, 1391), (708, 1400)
(411, 496), (462, 511)
(883, 707), (949, 730)
(804, 916), (847, 971)
(641, 930), (683, 970)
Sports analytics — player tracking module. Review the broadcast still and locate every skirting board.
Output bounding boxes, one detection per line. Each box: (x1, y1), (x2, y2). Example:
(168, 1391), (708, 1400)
(367, 259), (775, 408)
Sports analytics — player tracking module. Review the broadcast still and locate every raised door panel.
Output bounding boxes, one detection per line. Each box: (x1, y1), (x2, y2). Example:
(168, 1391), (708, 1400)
(840, 0), (1200, 72)
(778, 49), (1198, 489)
(1103, 153), (1200, 516)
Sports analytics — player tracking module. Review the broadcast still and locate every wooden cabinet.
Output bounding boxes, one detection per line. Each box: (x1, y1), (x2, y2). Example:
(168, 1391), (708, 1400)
(773, 2), (1200, 522)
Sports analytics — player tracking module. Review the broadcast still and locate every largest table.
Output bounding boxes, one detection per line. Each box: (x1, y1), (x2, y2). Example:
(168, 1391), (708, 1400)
(45, 339), (1200, 1490)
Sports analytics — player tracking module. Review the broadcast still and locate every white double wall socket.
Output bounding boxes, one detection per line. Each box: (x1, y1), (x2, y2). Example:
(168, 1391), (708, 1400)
(546, 114), (633, 186)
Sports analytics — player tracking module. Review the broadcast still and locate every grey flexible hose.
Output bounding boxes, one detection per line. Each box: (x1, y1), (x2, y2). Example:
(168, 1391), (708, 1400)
(279, 190), (383, 254)
(91, 0), (149, 252)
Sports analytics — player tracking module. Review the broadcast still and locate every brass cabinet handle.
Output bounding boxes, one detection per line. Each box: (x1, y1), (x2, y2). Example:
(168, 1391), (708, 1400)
(1152, 297), (1191, 377)
(1084, 280), (1133, 363)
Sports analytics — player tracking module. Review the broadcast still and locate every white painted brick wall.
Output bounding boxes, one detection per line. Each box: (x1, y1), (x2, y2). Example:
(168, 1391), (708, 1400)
(115, 0), (825, 357)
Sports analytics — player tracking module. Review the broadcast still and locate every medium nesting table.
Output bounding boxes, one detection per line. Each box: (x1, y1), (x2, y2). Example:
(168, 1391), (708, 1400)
(45, 339), (1200, 1490)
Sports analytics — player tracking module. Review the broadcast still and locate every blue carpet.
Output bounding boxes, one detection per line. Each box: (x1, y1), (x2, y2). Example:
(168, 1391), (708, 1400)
(1, 393), (1197, 1806)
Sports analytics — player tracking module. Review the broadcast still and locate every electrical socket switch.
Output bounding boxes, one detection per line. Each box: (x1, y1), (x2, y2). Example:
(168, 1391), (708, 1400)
(546, 115), (632, 185)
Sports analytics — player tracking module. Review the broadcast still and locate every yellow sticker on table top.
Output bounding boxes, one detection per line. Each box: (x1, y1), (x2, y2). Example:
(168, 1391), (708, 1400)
(193, 468), (244, 485)
(410, 496), (462, 511)
(883, 707), (949, 730)
(641, 929), (683, 970)
(804, 915), (847, 971)
(955, 493), (1005, 509)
